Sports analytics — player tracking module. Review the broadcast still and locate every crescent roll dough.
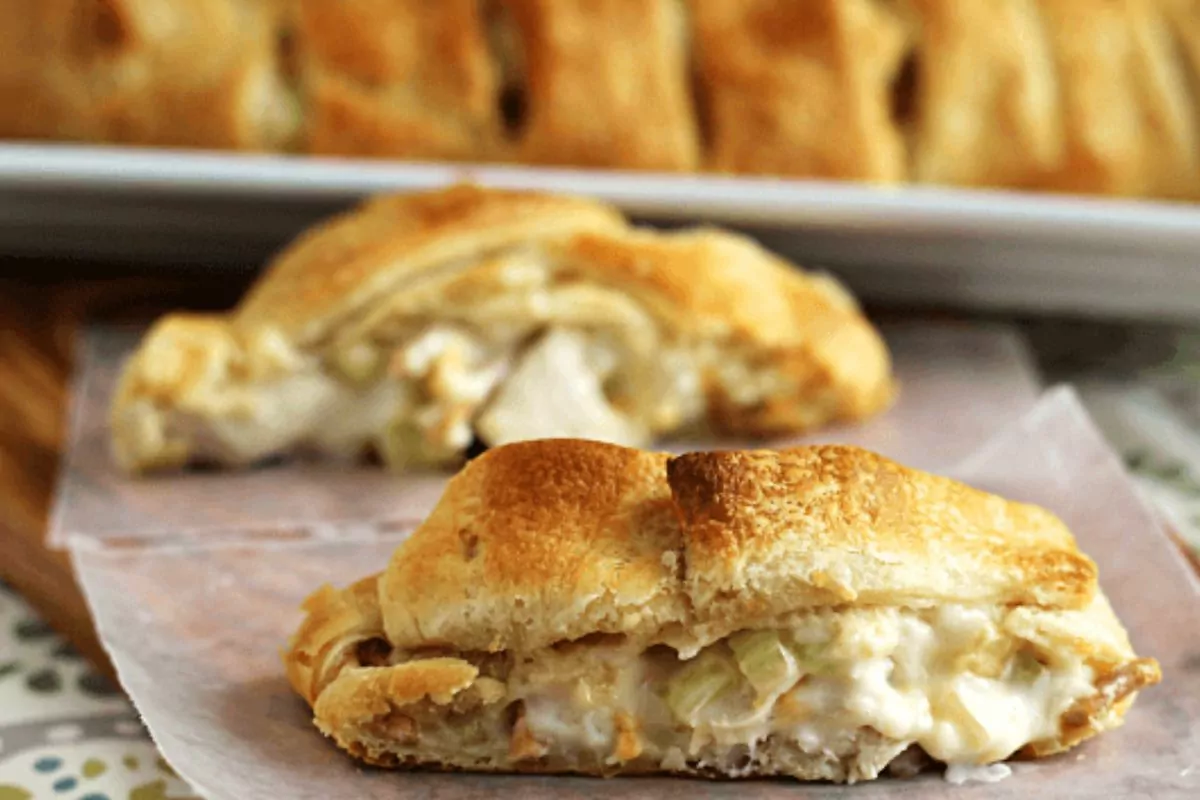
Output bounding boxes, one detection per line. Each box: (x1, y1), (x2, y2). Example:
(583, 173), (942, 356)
(109, 184), (893, 473)
(4, 1), (1199, 198)
(495, 0), (700, 171)
(285, 439), (1161, 783)
(294, 0), (504, 161)
(1033, 0), (1200, 198)
(690, 0), (910, 182)
(0, 0), (300, 151)
(899, 0), (1064, 190)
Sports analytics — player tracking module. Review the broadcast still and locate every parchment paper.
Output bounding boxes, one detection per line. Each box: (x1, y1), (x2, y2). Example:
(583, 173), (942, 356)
(48, 321), (1039, 546)
(69, 389), (1200, 799)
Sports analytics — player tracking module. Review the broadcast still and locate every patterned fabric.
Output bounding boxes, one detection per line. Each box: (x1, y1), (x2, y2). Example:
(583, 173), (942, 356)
(0, 581), (197, 799)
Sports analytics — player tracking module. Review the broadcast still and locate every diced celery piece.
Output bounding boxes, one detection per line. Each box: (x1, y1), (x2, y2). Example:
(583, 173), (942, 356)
(1010, 650), (1045, 683)
(379, 418), (430, 469)
(788, 641), (838, 676)
(330, 342), (382, 385)
(728, 630), (799, 699)
(664, 650), (739, 724)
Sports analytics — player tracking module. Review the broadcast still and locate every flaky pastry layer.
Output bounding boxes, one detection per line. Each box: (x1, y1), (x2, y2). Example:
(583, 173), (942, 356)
(3, 1), (1199, 199)
(285, 440), (1161, 784)
(110, 185), (892, 473)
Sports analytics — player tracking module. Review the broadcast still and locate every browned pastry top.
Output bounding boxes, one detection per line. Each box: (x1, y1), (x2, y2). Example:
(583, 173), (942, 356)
(2, 0), (1197, 199)
(378, 440), (1099, 654)
(284, 438), (1161, 781)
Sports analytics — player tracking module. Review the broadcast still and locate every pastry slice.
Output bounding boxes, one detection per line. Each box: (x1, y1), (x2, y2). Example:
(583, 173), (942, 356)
(291, 0), (502, 160)
(1034, 0), (1200, 199)
(1172, 0), (1200, 86)
(285, 439), (1161, 783)
(899, 0), (1063, 190)
(492, 0), (700, 171)
(0, 0), (300, 151)
(689, 0), (909, 181)
(110, 184), (892, 472)
(1166, 0), (1200, 199)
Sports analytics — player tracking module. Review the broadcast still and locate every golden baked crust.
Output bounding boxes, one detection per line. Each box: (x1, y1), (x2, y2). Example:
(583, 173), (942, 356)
(497, 0), (700, 171)
(668, 445), (1096, 629)
(380, 439), (683, 653)
(0, 0), (299, 151)
(233, 184), (625, 345)
(285, 439), (1162, 781)
(5, 1), (1200, 201)
(690, 0), (909, 181)
(286, 574), (385, 707)
(4, 1), (1200, 201)
(377, 442), (1097, 655)
(294, 0), (503, 160)
(549, 229), (894, 432)
(1161, 0), (1200, 192)
(1034, 0), (1200, 198)
(897, 0), (1200, 198)
(900, 0), (1062, 189)
(109, 314), (242, 471)
(1173, 0), (1200, 76)
(112, 185), (893, 472)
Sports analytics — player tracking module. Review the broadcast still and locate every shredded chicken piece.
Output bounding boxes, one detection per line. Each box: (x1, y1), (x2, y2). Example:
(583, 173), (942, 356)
(381, 712), (418, 745)
(613, 712), (643, 762)
(509, 705), (548, 761)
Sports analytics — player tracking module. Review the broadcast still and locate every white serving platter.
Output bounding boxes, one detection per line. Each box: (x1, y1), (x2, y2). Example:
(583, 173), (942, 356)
(2, 142), (1198, 321)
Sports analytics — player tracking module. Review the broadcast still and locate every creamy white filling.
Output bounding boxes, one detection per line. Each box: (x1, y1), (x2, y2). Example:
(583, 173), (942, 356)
(513, 607), (1097, 773)
(152, 324), (709, 466)
(141, 301), (789, 468)
(944, 763), (1013, 785)
(475, 329), (648, 448)
(125, 248), (824, 469)
(773, 653), (1092, 765)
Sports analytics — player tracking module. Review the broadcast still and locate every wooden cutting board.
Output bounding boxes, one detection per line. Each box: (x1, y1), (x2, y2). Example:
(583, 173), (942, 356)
(3, 264), (1198, 682)
(0, 264), (247, 679)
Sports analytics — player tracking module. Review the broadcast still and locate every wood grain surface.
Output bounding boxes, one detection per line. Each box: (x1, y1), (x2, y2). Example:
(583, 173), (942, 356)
(0, 264), (246, 679)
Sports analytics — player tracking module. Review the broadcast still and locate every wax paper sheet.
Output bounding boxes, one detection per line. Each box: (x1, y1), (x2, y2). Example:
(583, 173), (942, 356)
(48, 321), (1039, 546)
(69, 388), (1200, 799)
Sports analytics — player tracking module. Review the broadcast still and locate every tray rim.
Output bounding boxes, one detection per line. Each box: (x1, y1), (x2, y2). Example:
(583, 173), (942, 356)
(3, 141), (1200, 247)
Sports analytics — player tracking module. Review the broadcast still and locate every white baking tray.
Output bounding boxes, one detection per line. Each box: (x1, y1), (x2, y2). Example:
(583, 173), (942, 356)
(2, 142), (1199, 321)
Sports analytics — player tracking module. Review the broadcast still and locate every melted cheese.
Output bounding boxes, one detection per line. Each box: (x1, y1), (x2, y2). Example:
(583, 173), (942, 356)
(944, 762), (1013, 785)
(512, 606), (1097, 775)
(144, 297), (798, 468)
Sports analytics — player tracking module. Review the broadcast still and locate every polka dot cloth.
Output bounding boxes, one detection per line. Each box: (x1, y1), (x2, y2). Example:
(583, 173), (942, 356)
(0, 740), (193, 798)
(0, 582), (197, 799)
